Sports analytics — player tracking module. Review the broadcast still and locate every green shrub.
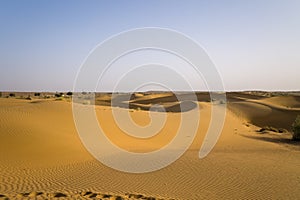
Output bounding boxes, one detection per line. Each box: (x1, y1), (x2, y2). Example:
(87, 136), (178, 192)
(292, 115), (300, 140)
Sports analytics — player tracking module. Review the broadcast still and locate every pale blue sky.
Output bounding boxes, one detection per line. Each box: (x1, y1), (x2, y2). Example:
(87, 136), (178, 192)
(0, 0), (299, 91)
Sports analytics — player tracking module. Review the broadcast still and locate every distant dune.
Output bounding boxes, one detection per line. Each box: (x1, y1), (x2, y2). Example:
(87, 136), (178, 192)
(0, 91), (300, 199)
(227, 94), (300, 130)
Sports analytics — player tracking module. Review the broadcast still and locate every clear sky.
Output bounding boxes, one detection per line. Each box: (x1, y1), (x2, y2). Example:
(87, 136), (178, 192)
(0, 0), (299, 92)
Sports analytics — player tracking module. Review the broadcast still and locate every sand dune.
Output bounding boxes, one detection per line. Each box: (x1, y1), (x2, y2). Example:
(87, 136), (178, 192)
(1, 92), (300, 199)
(227, 95), (300, 130)
(257, 96), (300, 109)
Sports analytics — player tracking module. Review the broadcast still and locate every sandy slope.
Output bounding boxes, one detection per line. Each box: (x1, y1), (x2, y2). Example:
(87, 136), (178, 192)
(227, 95), (300, 129)
(0, 93), (300, 199)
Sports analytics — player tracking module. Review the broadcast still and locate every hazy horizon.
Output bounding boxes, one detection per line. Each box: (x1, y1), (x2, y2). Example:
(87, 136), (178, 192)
(1, 0), (299, 92)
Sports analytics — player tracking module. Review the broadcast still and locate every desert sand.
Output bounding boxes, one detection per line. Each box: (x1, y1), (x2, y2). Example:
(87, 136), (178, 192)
(0, 92), (300, 199)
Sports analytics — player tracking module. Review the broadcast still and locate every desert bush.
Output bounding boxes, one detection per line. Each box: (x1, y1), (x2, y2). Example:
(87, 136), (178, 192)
(292, 115), (300, 140)
(25, 96), (32, 100)
(0, 92), (2, 97)
(55, 93), (63, 98)
(257, 126), (287, 134)
(9, 93), (15, 97)
(34, 92), (40, 96)
(66, 91), (73, 96)
(55, 97), (63, 101)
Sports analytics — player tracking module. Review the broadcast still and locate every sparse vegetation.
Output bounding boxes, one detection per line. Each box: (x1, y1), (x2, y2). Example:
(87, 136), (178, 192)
(55, 97), (64, 101)
(292, 115), (300, 140)
(55, 92), (63, 98)
(257, 126), (287, 134)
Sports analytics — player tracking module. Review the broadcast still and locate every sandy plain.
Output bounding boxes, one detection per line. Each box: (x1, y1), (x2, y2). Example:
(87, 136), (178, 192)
(0, 91), (300, 199)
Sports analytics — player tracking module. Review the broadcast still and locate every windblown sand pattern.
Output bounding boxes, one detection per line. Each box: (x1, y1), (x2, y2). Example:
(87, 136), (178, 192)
(0, 92), (300, 199)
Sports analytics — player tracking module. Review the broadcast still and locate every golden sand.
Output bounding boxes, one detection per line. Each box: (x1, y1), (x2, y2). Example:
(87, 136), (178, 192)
(0, 92), (300, 199)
